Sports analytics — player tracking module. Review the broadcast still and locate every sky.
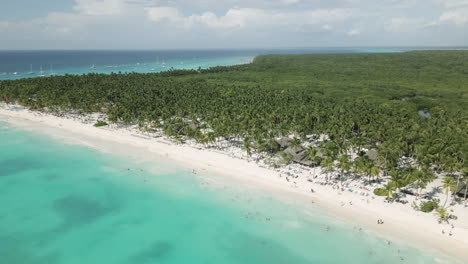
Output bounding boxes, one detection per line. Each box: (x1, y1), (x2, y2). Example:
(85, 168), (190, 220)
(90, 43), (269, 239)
(0, 0), (467, 49)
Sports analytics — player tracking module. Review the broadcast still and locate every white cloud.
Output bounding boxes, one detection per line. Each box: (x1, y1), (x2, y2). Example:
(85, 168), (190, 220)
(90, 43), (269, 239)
(322, 24), (333, 31)
(0, 0), (467, 49)
(436, 0), (468, 8)
(347, 28), (361, 36)
(147, 7), (183, 23)
(438, 8), (468, 25)
(186, 8), (263, 29)
(147, 7), (359, 29)
(0, 21), (11, 32)
(384, 17), (428, 32)
(73, 0), (128, 15)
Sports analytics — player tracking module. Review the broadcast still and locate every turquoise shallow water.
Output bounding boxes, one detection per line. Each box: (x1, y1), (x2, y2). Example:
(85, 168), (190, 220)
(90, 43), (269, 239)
(0, 121), (446, 263)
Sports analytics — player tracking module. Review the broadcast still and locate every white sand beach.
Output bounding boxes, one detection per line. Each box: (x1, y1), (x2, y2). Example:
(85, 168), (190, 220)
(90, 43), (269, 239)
(1, 104), (467, 263)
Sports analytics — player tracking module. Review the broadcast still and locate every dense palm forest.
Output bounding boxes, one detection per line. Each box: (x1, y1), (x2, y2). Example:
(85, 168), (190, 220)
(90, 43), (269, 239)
(1, 51), (467, 197)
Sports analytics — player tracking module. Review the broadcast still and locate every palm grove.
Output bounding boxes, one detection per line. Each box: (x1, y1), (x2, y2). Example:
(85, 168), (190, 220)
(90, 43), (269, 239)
(1, 51), (467, 212)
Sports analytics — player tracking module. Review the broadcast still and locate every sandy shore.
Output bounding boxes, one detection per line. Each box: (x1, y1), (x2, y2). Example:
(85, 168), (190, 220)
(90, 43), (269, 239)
(1, 105), (467, 263)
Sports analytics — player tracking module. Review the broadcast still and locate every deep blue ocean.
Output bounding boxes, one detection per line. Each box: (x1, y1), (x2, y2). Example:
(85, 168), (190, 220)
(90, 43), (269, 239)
(0, 48), (420, 80)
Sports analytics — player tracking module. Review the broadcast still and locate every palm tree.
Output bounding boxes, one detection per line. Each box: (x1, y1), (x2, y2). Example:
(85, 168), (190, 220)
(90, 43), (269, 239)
(243, 137), (252, 156)
(321, 157), (334, 183)
(404, 166), (432, 199)
(206, 132), (216, 148)
(435, 207), (449, 223)
(462, 169), (468, 203)
(278, 151), (293, 165)
(369, 165), (381, 183)
(442, 176), (456, 207)
(338, 155), (351, 186)
(306, 146), (322, 177)
(389, 169), (404, 194)
(383, 182), (395, 199)
(290, 137), (301, 149)
(352, 156), (366, 179)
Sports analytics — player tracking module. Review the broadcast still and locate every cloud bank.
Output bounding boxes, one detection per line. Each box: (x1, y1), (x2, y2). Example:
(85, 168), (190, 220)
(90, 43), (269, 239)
(0, 0), (467, 49)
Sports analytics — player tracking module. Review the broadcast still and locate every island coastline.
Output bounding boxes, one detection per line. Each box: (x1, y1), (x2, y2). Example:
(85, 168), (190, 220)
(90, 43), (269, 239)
(1, 104), (467, 263)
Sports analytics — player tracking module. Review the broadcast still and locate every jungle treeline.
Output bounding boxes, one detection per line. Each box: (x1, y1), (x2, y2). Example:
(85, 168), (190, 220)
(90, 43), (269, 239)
(1, 50), (467, 185)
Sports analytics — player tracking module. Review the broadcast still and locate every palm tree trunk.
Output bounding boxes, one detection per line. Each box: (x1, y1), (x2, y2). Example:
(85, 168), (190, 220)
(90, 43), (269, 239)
(464, 184), (467, 202)
(443, 190), (449, 208)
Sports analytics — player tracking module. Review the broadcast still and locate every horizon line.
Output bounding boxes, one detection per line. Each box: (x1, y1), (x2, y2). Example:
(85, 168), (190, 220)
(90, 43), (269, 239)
(1, 46), (468, 52)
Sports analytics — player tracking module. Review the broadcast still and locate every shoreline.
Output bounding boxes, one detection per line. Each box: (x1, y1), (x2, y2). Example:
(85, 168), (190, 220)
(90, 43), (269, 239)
(1, 105), (467, 263)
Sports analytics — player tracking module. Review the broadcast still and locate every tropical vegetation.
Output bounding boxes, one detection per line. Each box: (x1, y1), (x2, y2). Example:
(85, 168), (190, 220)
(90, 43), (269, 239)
(1, 51), (467, 206)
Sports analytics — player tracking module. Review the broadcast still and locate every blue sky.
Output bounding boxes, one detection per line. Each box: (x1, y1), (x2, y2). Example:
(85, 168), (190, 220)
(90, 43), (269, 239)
(1, 0), (467, 49)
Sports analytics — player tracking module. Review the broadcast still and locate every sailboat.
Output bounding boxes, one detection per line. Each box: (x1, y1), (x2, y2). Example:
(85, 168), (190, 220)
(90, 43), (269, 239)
(49, 64), (57, 76)
(38, 65), (46, 77)
(28, 64), (35, 74)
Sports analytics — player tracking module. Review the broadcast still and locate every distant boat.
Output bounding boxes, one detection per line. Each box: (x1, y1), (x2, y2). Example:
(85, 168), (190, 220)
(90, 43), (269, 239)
(38, 65), (46, 77)
(28, 64), (35, 74)
(13, 72), (19, 75)
(49, 64), (57, 76)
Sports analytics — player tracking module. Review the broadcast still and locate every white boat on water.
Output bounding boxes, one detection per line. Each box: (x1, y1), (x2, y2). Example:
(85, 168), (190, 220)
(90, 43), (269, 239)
(38, 66), (46, 77)
(49, 64), (57, 76)
(28, 64), (35, 74)
(13, 72), (19, 75)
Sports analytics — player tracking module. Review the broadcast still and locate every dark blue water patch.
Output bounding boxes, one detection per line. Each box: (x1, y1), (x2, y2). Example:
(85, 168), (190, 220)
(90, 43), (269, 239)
(0, 234), (60, 264)
(0, 157), (43, 178)
(52, 194), (121, 228)
(128, 241), (174, 263)
(42, 173), (61, 181)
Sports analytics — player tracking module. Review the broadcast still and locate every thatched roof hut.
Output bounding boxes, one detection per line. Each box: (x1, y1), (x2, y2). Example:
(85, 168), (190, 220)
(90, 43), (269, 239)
(315, 148), (326, 159)
(366, 149), (379, 161)
(284, 146), (314, 166)
(277, 138), (290, 150)
(365, 149), (384, 167)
